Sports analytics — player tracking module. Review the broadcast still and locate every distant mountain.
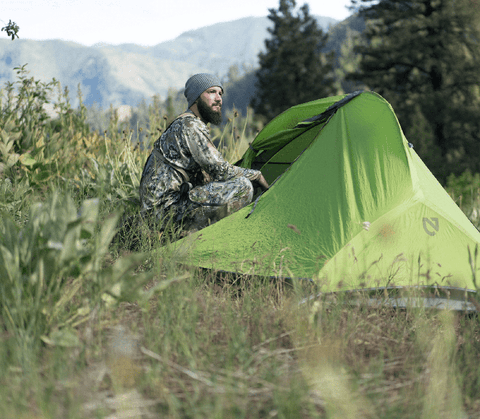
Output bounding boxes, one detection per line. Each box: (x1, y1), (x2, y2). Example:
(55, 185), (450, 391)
(0, 39), (210, 107)
(145, 16), (338, 75)
(0, 15), (343, 109)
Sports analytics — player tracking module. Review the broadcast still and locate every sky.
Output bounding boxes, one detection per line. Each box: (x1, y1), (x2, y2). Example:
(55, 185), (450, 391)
(3, 0), (354, 47)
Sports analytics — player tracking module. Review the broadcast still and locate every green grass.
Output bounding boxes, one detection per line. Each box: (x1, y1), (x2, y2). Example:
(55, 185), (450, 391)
(1, 68), (480, 418)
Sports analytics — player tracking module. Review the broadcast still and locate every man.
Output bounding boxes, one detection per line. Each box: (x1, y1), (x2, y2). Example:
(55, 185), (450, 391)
(139, 73), (269, 233)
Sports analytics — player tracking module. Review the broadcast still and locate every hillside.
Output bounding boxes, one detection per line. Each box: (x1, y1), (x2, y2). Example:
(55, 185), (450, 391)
(0, 15), (348, 108)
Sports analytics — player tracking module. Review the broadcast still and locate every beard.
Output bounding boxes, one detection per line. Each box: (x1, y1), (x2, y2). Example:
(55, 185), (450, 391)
(197, 96), (222, 125)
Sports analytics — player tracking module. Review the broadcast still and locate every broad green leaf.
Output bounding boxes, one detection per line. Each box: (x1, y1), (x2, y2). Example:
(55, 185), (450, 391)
(19, 154), (37, 166)
(96, 213), (121, 258)
(6, 154), (19, 167)
(79, 198), (99, 237)
(0, 244), (20, 283)
(41, 328), (80, 347)
(33, 169), (54, 182)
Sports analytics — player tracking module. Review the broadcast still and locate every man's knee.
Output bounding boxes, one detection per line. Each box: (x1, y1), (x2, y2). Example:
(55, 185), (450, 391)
(232, 177), (254, 206)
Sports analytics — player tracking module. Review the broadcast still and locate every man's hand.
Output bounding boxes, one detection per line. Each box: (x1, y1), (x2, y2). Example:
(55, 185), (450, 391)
(257, 174), (269, 191)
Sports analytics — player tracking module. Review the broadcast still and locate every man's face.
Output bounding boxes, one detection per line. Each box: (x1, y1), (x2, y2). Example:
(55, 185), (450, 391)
(196, 86), (223, 125)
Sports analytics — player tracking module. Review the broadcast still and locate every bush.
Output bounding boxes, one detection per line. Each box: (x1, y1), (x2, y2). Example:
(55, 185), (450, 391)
(446, 169), (480, 207)
(0, 193), (155, 365)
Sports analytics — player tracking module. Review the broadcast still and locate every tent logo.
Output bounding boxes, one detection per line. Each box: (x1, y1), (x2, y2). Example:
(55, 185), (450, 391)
(423, 217), (439, 236)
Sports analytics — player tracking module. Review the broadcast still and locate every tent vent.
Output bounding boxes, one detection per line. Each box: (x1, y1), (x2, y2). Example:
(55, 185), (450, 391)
(295, 90), (363, 129)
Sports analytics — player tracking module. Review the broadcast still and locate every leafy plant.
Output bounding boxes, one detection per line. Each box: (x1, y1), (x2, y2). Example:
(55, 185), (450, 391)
(0, 176), (32, 221)
(1, 19), (19, 40)
(446, 169), (480, 227)
(446, 169), (480, 207)
(0, 64), (57, 154)
(0, 193), (153, 366)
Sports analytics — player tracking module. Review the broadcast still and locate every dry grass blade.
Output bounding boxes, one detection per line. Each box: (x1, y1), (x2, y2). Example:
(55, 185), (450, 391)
(252, 331), (294, 350)
(140, 346), (221, 390)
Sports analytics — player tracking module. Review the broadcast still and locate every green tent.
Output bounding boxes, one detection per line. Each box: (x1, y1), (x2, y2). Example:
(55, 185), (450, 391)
(174, 91), (480, 297)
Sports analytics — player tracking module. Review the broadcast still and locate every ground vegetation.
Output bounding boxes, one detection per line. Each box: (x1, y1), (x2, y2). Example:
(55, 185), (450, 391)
(1, 55), (480, 418)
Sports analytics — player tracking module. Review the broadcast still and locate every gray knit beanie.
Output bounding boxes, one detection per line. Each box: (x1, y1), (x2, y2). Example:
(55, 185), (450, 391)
(184, 73), (224, 109)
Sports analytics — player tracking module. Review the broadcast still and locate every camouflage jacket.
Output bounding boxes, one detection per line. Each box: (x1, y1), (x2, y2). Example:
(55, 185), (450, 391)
(139, 111), (262, 215)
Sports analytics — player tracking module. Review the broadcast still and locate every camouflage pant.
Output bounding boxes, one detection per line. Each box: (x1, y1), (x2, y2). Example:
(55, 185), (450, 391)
(150, 176), (254, 232)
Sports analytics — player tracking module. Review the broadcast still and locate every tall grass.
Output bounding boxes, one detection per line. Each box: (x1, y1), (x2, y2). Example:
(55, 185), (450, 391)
(1, 67), (480, 418)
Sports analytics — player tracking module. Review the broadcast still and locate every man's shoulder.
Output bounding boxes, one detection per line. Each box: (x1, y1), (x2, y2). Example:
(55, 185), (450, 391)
(173, 112), (207, 132)
(175, 112), (197, 125)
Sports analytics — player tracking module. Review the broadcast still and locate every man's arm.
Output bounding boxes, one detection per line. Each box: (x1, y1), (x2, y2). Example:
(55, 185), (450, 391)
(255, 174), (269, 191)
(184, 117), (263, 183)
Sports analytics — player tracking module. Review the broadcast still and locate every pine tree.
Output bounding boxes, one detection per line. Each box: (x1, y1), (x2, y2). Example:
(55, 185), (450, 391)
(252, 0), (336, 122)
(349, 0), (480, 180)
